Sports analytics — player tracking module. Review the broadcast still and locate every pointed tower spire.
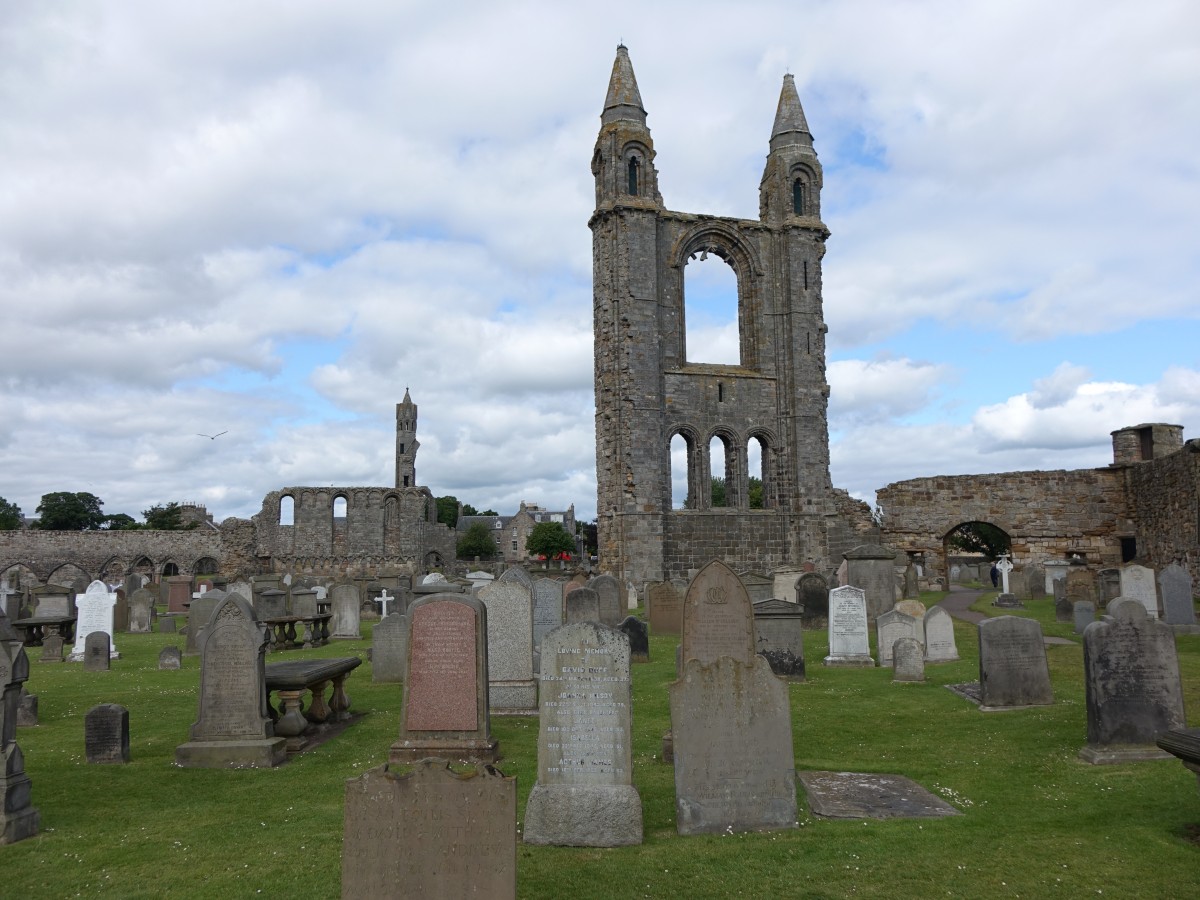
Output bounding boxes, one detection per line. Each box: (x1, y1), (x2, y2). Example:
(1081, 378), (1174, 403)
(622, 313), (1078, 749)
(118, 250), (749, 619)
(770, 74), (812, 152)
(602, 44), (647, 126)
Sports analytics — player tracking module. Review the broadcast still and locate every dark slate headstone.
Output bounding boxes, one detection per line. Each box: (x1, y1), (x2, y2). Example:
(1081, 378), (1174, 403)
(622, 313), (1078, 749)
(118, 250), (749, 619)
(1160, 563), (1197, 628)
(371, 613), (407, 683)
(752, 599), (805, 680)
(524, 623), (642, 847)
(158, 646), (182, 670)
(1055, 594), (1073, 623)
(1073, 600), (1096, 634)
(647, 581), (682, 635)
(1098, 568), (1122, 607)
(83, 631), (111, 672)
(343, 759), (516, 899)
(977, 616), (1053, 710)
(1079, 598), (1185, 764)
(797, 572), (829, 624)
(174, 593), (286, 768)
(390, 594), (498, 765)
(617, 616), (649, 663)
(586, 575), (623, 627)
(565, 588), (600, 624)
(85, 703), (130, 764)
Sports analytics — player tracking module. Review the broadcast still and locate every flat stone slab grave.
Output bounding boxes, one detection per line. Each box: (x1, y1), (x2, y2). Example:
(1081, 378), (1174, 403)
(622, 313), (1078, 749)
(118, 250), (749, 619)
(797, 771), (961, 819)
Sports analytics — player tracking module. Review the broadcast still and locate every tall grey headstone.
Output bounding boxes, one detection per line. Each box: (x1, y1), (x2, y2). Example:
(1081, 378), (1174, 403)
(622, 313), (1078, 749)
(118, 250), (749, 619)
(1079, 598), (1185, 764)
(680, 560), (755, 666)
(824, 586), (873, 667)
(923, 606), (959, 662)
(85, 703), (129, 764)
(1119, 564), (1159, 619)
(1098, 568), (1121, 607)
(70, 580), (118, 661)
(129, 588), (155, 634)
(531, 578), (563, 654)
(1160, 563), (1196, 627)
(478, 580), (536, 714)
(371, 613), (407, 683)
(524, 623), (642, 847)
(587, 574), (623, 627)
(185, 591), (224, 657)
(330, 582), (361, 640)
(977, 616), (1054, 710)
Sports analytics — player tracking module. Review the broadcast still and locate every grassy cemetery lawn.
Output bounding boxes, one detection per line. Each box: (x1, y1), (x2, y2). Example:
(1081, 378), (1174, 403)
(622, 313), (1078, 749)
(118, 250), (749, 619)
(5, 597), (1199, 898)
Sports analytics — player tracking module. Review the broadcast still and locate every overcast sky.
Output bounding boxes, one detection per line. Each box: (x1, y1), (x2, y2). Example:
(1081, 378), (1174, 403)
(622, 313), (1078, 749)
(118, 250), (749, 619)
(1, 1), (1197, 526)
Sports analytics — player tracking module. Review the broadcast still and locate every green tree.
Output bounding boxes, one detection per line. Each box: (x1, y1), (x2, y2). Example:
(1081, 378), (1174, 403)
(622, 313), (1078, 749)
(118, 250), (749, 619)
(749, 476), (764, 509)
(947, 522), (1011, 558)
(142, 502), (194, 530)
(460, 503), (499, 517)
(710, 476), (726, 507)
(526, 521), (575, 561)
(576, 519), (598, 556)
(0, 497), (22, 530)
(102, 513), (140, 530)
(35, 491), (105, 530)
(457, 522), (499, 559)
(435, 496), (460, 528)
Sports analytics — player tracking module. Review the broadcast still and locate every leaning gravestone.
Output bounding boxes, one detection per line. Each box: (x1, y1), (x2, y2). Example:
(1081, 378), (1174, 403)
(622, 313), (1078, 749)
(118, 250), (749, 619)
(824, 586), (873, 667)
(330, 582), (361, 640)
(523, 623), (642, 846)
(876, 609), (921, 668)
(1079, 598), (1185, 764)
(83, 632), (111, 672)
(752, 599), (805, 680)
(671, 560), (796, 835)
(128, 588), (155, 634)
(158, 646), (182, 670)
(1160, 563), (1197, 628)
(1074, 600), (1096, 634)
(174, 593), (286, 768)
(922, 606), (959, 662)
(798, 572), (830, 624)
(342, 758), (516, 900)
(1119, 564), (1159, 619)
(371, 613), (407, 683)
(0, 610), (39, 843)
(647, 581), (683, 636)
(70, 581), (118, 661)
(977, 616), (1054, 710)
(478, 579), (536, 714)
(618, 616), (649, 663)
(565, 588), (600, 624)
(390, 594), (498, 764)
(85, 703), (130, 764)
(892, 637), (925, 683)
(587, 575), (623, 627)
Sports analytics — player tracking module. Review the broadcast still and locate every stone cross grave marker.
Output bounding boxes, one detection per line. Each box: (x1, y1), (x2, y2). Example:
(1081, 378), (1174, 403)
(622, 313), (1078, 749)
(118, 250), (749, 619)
(378, 590), (394, 618)
(371, 613), (407, 683)
(478, 579), (536, 714)
(922, 606), (958, 662)
(1119, 564), (1159, 619)
(824, 586), (873, 667)
(1079, 598), (1185, 764)
(977, 616), (1054, 710)
(342, 758), (516, 900)
(70, 581), (118, 662)
(523, 622), (642, 846)
(995, 555), (1013, 595)
(1160, 563), (1196, 627)
(390, 594), (498, 765)
(85, 703), (130, 764)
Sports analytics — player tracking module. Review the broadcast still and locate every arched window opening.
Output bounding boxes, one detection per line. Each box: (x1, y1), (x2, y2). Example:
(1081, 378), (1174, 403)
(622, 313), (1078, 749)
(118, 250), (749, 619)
(748, 436), (767, 509)
(684, 252), (739, 365)
(333, 496), (347, 520)
(627, 156), (640, 196)
(279, 495), (294, 527)
(792, 178), (805, 215)
(194, 557), (219, 576)
(670, 433), (692, 510)
(709, 436), (729, 508)
(161, 562), (179, 577)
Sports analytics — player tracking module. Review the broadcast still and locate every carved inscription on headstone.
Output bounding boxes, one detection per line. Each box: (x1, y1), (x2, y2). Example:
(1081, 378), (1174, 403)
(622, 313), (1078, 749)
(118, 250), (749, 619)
(923, 606), (959, 662)
(532, 579), (563, 651)
(85, 703), (130, 764)
(824, 586), (873, 667)
(647, 581), (682, 635)
(406, 602), (477, 732)
(681, 560), (755, 666)
(978, 616), (1053, 709)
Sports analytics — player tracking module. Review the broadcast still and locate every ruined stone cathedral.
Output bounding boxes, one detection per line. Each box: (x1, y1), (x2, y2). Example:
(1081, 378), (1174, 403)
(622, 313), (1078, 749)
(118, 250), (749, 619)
(591, 46), (873, 588)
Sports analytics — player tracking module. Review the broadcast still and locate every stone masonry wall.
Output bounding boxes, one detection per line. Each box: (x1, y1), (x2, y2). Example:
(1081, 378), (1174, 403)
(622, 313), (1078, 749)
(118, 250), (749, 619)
(0, 529), (223, 583)
(1125, 439), (1200, 584)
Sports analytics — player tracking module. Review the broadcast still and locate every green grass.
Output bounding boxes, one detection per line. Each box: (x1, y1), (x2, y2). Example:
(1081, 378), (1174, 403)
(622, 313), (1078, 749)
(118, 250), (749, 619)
(4, 602), (1199, 899)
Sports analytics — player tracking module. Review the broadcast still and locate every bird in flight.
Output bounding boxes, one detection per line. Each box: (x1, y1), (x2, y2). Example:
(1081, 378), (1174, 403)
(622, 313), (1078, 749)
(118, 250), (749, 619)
(197, 431), (228, 440)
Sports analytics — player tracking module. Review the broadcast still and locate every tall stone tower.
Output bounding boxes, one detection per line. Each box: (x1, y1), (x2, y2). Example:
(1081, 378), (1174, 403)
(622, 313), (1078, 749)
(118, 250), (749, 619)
(590, 47), (870, 588)
(395, 389), (419, 489)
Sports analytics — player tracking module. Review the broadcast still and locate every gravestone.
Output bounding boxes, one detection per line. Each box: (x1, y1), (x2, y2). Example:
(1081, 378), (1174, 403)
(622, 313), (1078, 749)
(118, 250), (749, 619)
(112, 587), (130, 633)
(902, 563), (918, 599)
(17, 688), (38, 727)
(523, 623), (642, 846)
(166, 575), (192, 614)
(1160, 563), (1197, 628)
(618, 616), (649, 663)
(772, 567), (804, 604)
(1053, 577), (1067, 606)
(371, 613), (407, 683)
(129, 588), (155, 634)
(922, 606), (959, 662)
(1055, 592), (1073, 623)
(1074, 600), (1096, 634)
(390, 594), (498, 764)
(83, 631), (111, 672)
(0, 610), (39, 842)
(892, 637), (925, 683)
(1098, 568), (1122, 607)
(647, 581), (682, 635)
(1119, 564), (1159, 619)
(823, 586), (874, 667)
(1043, 560), (1070, 595)
(85, 703), (130, 764)
(342, 759), (516, 900)
(671, 560), (796, 835)
(254, 588), (288, 621)
(70, 581), (118, 661)
(991, 592), (1022, 609)
(586, 575), (623, 627)
(33, 586), (71, 618)
(531, 578), (563, 658)
(478, 580), (536, 714)
(1025, 564), (1046, 599)
(844, 544), (897, 620)
(876, 609), (922, 667)
(977, 616), (1054, 710)
(158, 646), (182, 670)
(1066, 566), (1098, 609)
(798, 572), (830, 624)
(291, 588), (318, 618)
(330, 582), (361, 640)
(565, 588), (600, 624)
(752, 599), (805, 680)
(174, 593), (286, 768)
(185, 591), (223, 657)
(498, 566), (532, 590)
(1080, 598), (1185, 763)
(739, 572), (774, 604)
(894, 599), (926, 620)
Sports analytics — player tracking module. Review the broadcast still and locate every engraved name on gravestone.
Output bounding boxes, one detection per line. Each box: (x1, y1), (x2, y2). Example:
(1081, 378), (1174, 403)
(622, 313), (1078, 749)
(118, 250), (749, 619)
(129, 588), (155, 634)
(478, 579), (536, 713)
(1119, 564), (1159, 619)
(824, 586), (873, 667)
(876, 609), (922, 667)
(565, 588), (600, 624)
(977, 616), (1054, 710)
(922, 606), (959, 662)
(342, 759), (516, 900)
(647, 582), (682, 635)
(680, 560), (755, 666)
(85, 703), (129, 764)
(1159, 563), (1196, 627)
(1079, 598), (1185, 764)
(390, 595), (498, 764)
(587, 575), (623, 627)
(70, 581), (118, 661)
(371, 613), (407, 683)
(330, 582), (361, 640)
(523, 623), (642, 846)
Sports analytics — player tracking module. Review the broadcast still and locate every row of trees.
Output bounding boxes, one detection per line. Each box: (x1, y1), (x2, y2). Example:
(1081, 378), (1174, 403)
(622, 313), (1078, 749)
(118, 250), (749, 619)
(0, 493), (198, 531)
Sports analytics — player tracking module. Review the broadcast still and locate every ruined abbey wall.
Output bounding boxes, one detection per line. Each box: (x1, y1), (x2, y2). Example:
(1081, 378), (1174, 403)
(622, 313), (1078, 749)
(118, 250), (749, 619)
(0, 528), (224, 584)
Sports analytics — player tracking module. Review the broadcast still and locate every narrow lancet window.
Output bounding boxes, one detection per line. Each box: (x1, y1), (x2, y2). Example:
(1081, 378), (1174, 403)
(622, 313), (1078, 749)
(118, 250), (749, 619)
(793, 178), (805, 215)
(628, 157), (640, 196)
